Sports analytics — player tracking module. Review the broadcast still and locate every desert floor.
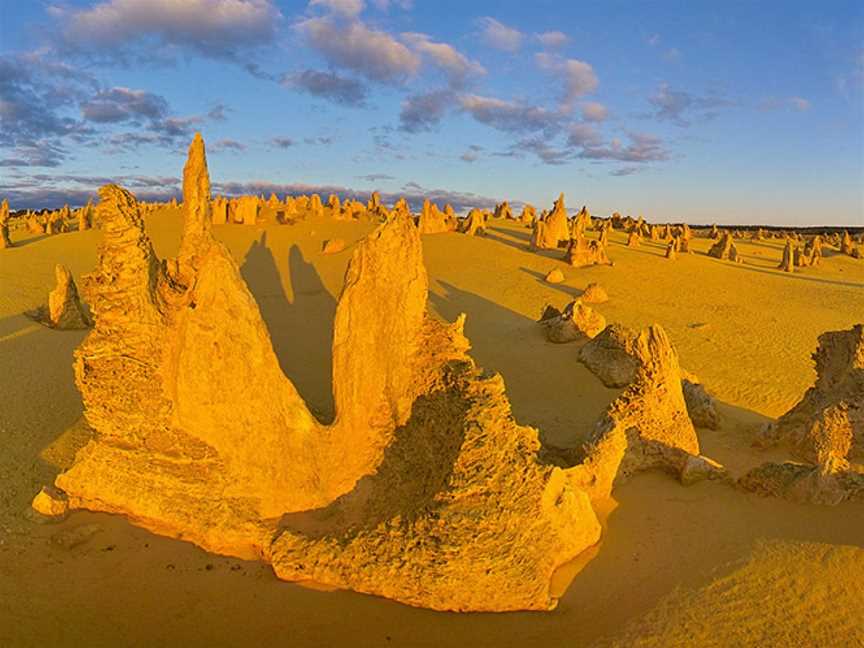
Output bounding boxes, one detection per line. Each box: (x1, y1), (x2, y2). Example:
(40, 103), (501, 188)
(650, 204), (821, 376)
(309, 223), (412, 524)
(1, 212), (862, 647)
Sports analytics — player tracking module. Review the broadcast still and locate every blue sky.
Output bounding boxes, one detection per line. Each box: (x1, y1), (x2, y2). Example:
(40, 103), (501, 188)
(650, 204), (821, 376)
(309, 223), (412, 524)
(1, 0), (862, 225)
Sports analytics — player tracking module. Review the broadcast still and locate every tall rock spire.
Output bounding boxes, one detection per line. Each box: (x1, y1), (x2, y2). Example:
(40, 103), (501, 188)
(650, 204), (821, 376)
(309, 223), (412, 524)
(180, 132), (212, 256)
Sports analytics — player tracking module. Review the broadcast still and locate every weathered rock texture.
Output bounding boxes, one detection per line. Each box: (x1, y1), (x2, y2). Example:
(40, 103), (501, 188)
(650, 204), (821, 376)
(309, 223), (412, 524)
(531, 194), (569, 249)
(581, 283), (608, 304)
(539, 300), (606, 344)
(743, 324), (864, 504)
(569, 325), (721, 499)
(48, 134), (602, 612)
(0, 199), (11, 248)
(578, 324), (639, 388)
(27, 264), (91, 329)
(562, 232), (612, 268)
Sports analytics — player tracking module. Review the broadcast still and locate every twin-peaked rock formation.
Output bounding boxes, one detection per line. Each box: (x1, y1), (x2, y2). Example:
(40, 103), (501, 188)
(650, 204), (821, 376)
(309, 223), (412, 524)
(49, 134), (602, 612)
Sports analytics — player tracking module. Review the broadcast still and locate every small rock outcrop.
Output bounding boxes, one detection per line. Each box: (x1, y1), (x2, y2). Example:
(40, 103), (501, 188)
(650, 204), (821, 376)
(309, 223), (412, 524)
(545, 268), (565, 284)
(27, 265), (91, 329)
(578, 324), (639, 388)
(744, 324), (864, 504)
(460, 208), (485, 236)
(581, 283), (608, 304)
(539, 300), (606, 344)
(708, 232), (741, 261)
(322, 238), (346, 255)
(570, 325), (723, 499)
(562, 232), (612, 268)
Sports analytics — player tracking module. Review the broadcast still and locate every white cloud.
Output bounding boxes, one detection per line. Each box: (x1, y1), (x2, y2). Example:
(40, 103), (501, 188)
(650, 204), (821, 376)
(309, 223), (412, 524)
(477, 17), (522, 52)
(401, 32), (485, 87)
(536, 31), (568, 49)
(309, 0), (365, 18)
(581, 101), (608, 122)
(297, 16), (421, 83)
(58, 0), (282, 56)
(535, 53), (599, 109)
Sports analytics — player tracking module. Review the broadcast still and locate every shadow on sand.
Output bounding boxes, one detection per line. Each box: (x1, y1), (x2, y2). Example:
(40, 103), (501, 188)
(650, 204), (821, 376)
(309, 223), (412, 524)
(240, 233), (337, 422)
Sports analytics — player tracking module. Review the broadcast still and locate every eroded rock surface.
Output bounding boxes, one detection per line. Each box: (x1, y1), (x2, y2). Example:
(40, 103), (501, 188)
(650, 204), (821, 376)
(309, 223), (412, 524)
(48, 133), (602, 612)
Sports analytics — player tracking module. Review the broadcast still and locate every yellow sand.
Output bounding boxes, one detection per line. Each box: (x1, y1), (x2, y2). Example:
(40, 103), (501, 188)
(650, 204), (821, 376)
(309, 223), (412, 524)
(0, 213), (862, 646)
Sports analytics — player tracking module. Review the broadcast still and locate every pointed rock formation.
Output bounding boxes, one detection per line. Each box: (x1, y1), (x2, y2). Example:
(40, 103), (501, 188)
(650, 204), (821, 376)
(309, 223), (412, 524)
(460, 208), (485, 236)
(538, 300), (606, 344)
(531, 193), (570, 249)
(778, 239), (795, 272)
(46, 134), (602, 612)
(665, 239), (677, 260)
(0, 199), (12, 248)
(708, 231), (741, 261)
(626, 231), (640, 248)
(519, 204), (536, 227)
(417, 200), (450, 234)
(27, 264), (91, 329)
(581, 282), (608, 304)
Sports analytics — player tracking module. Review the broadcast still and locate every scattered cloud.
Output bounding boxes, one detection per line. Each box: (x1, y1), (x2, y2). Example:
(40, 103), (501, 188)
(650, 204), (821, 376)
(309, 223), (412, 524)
(304, 136), (333, 145)
(460, 144), (483, 163)
(647, 83), (733, 126)
(210, 138), (246, 153)
(270, 136), (294, 148)
(477, 17), (522, 52)
(535, 53), (599, 110)
(296, 15), (421, 84)
(80, 87), (169, 123)
(282, 69), (368, 106)
(399, 89), (454, 132)
(459, 94), (565, 134)
(309, 0), (365, 18)
(609, 166), (643, 177)
(578, 132), (670, 163)
(536, 31), (568, 49)
(357, 172), (395, 181)
(401, 32), (485, 87)
(566, 122), (603, 148)
(55, 0), (283, 60)
(581, 101), (608, 122)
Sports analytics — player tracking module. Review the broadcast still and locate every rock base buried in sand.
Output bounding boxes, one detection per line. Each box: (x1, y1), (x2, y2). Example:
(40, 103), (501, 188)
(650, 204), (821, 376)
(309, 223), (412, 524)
(321, 238), (346, 254)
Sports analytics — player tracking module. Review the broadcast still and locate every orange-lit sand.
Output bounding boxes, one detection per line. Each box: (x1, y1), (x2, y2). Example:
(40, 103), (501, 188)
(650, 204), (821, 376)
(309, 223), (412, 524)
(1, 211), (862, 645)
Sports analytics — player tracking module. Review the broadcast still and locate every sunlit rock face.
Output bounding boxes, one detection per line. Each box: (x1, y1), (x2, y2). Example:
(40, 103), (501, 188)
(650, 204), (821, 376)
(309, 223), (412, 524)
(51, 133), (602, 612)
(743, 325), (864, 504)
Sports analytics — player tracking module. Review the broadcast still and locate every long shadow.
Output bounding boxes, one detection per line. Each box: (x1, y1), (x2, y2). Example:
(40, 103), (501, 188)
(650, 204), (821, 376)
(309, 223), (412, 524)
(429, 280), (618, 449)
(483, 230), (567, 259)
(518, 267), (584, 299)
(488, 225), (531, 242)
(0, 313), (89, 522)
(716, 257), (864, 289)
(8, 234), (52, 248)
(239, 234), (337, 422)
